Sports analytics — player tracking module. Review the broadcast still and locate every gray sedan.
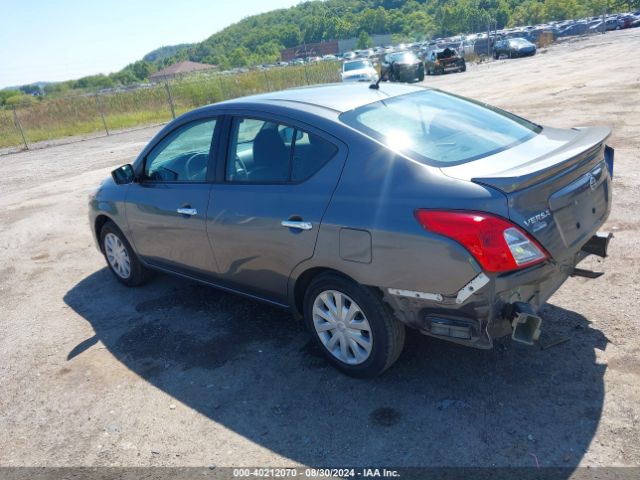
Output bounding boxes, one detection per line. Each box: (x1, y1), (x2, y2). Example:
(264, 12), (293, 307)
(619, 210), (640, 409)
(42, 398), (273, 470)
(90, 83), (614, 377)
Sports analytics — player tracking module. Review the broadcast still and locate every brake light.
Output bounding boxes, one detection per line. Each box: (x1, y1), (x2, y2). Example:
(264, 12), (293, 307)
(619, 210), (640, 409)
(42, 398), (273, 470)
(414, 210), (549, 273)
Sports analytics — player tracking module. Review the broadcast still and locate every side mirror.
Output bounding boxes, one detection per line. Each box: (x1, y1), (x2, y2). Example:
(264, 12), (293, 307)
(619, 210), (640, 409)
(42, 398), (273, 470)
(111, 164), (135, 185)
(280, 127), (303, 143)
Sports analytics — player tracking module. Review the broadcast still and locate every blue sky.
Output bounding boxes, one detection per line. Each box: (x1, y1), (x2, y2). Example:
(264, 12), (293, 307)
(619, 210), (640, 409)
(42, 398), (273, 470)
(0, 0), (302, 88)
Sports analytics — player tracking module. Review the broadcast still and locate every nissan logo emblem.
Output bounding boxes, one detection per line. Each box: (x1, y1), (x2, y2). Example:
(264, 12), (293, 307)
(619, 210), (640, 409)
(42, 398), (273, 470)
(589, 175), (597, 191)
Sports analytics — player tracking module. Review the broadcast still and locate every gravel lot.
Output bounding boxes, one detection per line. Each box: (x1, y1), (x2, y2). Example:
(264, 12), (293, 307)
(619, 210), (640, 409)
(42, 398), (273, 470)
(1, 29), (639, 471)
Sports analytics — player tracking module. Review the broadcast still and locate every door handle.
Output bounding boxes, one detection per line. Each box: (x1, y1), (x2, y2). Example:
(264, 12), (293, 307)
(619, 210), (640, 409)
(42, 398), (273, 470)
(281, 220), (313, 231)
(177, 207), (198, 216)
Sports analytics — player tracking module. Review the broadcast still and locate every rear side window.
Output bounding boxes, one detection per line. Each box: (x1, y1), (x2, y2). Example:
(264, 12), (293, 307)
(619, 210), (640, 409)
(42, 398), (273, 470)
(291, 131), (338, 182)
(339, 90), (540, 166)
(226, 117), (337, 183)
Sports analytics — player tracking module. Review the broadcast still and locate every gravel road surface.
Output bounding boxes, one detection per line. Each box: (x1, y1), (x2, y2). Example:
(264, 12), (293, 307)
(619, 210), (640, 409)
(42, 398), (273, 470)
(1, 28), (639, 471)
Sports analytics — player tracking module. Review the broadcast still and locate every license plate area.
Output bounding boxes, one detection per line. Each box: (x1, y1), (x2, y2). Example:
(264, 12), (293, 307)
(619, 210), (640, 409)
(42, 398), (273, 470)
(549, 161), (609, 248)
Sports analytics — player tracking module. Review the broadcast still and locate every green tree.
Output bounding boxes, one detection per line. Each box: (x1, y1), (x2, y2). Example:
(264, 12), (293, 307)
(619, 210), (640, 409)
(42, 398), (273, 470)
(510, 0), (547, 25)
(0, 89), (21, 106)
(356, 31), (373, 49)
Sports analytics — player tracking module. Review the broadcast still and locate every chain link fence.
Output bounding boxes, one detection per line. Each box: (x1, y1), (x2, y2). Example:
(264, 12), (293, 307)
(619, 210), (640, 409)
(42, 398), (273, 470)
(0, 61), (340, 154)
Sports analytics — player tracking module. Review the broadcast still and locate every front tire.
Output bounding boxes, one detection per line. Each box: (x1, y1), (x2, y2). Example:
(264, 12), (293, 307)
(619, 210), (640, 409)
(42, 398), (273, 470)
(100, 221), (151, 287)
(303, 273), (405, 378)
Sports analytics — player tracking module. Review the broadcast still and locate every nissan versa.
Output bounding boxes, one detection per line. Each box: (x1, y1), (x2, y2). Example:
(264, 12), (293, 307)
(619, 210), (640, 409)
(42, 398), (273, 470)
(89, 83), (614, 377)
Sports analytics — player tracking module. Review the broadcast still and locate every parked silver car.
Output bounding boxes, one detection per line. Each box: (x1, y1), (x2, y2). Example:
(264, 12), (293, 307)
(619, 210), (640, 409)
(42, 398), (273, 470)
(90, 83), (614, 377)
(341, 59), (379, 82)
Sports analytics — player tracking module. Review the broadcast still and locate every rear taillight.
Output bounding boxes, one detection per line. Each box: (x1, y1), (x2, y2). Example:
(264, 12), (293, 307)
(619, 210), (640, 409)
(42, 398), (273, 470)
(414, 210), (548, 273)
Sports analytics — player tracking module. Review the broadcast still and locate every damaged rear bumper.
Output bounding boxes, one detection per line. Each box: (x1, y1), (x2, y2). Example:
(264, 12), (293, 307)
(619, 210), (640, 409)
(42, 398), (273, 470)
(382, 231), (612, 349)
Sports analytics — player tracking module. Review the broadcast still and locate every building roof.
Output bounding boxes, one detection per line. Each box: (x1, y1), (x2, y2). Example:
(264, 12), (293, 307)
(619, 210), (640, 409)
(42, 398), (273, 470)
(149, 61), (216, 80)
(221, 83), (427, 113)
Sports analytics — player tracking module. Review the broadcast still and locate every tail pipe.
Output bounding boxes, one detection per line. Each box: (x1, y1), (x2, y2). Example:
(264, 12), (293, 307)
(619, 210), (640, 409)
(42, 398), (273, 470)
(508, 302), (542, 346)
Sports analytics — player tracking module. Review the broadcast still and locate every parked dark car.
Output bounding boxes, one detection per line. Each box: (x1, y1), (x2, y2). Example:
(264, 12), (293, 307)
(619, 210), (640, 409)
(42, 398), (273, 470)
(494, 37), (537, 59)
(381, 51), (425, 82)
(605, 17), (622, 30)
(618, 15), (638, 28)
(557, 22), (589, 37)
(90, 83), (614, 377)
(425, 47), (466, 75)
(588, 20), (606, 33)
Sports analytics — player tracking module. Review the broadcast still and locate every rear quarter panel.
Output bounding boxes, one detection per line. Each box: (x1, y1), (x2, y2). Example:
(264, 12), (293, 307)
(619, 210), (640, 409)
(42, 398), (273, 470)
(292, 133), (510, 298)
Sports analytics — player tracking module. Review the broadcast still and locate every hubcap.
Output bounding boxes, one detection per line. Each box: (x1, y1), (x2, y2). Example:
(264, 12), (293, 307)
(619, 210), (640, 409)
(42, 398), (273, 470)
(104, 232), (131, 279)
(312, 290), (372, 365)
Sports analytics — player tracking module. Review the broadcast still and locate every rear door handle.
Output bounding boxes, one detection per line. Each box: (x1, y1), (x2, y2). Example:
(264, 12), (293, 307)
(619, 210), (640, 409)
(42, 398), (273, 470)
(177, 207), (198, 216)
(281, 220), (313, 231)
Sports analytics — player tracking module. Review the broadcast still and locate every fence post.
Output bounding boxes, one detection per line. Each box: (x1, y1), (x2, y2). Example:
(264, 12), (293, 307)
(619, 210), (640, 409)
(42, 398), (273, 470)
(303, 62), (310, 85)
(263, 69), (272, 91)
(12, 106), (28, 150)
(164, 81), (176, 119)
(218, 76), (227, 100)
(95, 92), (109, 135)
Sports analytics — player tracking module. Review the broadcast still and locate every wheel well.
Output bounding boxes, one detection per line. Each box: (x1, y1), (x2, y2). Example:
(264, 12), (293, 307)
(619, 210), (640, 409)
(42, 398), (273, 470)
(94, 215), (111, 251)
(293, 267), (354, 317)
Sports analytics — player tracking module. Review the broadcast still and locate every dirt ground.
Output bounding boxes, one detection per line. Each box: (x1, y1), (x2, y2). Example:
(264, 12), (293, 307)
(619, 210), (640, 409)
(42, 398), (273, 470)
(1, 29), (639, 472)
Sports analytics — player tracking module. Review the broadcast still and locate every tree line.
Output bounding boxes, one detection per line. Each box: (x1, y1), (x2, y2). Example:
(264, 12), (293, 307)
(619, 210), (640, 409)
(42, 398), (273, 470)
(2, 0), (638, 105)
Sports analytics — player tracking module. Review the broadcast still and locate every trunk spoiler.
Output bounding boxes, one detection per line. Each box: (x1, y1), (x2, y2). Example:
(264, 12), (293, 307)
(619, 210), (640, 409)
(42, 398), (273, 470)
(469, 126), (611, 193)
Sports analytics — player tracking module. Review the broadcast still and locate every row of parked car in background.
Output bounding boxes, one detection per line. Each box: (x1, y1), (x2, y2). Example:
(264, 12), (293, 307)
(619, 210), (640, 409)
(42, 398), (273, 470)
(337, 10), (639, 83)
(227, 10), (640, 80)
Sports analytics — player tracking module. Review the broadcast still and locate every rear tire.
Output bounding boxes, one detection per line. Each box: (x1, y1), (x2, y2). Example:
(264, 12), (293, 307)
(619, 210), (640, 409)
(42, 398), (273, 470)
(100, 221), (151, 287)
(303, 273), (405, 378)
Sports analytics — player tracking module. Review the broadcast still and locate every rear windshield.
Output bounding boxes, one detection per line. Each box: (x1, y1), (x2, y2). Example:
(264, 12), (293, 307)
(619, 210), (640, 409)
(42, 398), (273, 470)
(339, 89), (541, 166)
(436, 48), (458, 59)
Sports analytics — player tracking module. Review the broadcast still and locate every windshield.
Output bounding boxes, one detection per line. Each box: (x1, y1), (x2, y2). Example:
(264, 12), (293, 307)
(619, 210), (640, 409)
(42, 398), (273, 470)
(510, 38), (531, 45)
(339, 90), (541, 166)
(344, 60), (371, 72)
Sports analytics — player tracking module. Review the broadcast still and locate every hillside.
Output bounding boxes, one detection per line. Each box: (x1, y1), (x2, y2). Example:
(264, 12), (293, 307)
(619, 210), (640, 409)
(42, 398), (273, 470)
(143, 44), (194, 63)
(153, 0), (612, 69)
(27, 0), (615, 95)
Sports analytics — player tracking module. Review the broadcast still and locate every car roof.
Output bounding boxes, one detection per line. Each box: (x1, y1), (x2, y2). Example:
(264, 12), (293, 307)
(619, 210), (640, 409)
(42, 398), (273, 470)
(218, 83), (427, 114)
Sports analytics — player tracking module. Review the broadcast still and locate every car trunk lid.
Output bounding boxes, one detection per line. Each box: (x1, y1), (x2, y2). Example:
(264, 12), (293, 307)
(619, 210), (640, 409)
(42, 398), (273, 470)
(440, 126), (613, 262)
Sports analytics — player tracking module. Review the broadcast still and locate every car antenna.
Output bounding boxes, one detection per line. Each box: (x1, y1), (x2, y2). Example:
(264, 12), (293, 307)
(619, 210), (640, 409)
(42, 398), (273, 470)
(370, 61), (393, 90)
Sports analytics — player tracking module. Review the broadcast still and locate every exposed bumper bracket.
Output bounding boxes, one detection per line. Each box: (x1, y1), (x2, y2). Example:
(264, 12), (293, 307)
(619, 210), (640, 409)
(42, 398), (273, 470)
(571, 268), (604, 279)
(581, 231), (613, 258)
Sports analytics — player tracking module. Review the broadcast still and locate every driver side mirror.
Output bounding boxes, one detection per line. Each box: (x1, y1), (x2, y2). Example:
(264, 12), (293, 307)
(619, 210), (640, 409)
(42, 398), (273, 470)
(280, 127), (303, 143)
(111, 164), (135, 185)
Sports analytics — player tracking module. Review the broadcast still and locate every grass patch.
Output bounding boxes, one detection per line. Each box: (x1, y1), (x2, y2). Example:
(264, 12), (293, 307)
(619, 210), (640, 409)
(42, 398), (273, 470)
(0, 62), (342, 149)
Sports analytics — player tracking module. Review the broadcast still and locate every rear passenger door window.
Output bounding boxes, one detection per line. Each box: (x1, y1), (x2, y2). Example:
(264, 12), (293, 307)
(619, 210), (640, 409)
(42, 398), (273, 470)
(291, 130), (338, 182)
(225, 117), (337, 183)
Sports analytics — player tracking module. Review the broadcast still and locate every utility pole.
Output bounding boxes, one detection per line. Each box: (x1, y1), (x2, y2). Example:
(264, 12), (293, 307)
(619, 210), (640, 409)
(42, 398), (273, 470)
(487, 19), (491, 57)
(12, 106), (28, 150)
